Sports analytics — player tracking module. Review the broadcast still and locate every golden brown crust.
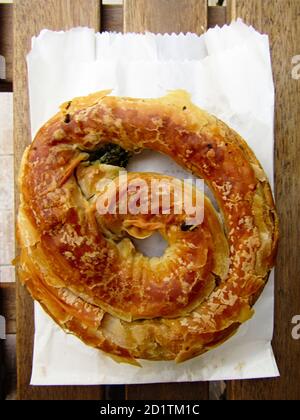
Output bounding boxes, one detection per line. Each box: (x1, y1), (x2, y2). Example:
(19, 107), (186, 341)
(17, 90), (278, 363)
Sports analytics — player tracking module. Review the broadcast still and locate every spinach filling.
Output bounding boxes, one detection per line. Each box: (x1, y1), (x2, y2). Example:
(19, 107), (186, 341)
(88, 143), (132, 168)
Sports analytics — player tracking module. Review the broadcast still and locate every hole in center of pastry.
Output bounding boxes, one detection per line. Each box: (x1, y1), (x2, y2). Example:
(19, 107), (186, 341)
(131, 231), (168, 258)
(127, 149), (220, 212)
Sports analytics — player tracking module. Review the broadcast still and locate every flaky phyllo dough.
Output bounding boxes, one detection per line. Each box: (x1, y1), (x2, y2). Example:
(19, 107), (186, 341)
(17, 90), (278, 364)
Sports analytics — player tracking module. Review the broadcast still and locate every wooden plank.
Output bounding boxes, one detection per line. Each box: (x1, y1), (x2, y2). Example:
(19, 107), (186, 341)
(209, 381), (226, 400)
(0, 92), (15, 283)
(14, 0), (103, 400)
(0, 266), (15, 284)
(102, 4), (226, 33)
(0, 4), (13, 82)
(124, 0), (207, 35)
(126, 382), (210, 401)
(0, 283), (16, 334)
(0, 92), (13, 155)
(208, 6), (226, 28)
(3, 334), (17, 400)
(226, 0), (300, 400)
(0, 286), (15, 399)
(123, 0), (209, 400)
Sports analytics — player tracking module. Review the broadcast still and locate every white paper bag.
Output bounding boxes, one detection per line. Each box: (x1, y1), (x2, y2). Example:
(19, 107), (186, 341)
(27, 20), (279, 384)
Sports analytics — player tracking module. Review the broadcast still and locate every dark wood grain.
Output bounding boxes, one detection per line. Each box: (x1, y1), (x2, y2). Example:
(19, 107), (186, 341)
(0, 285), (16, 399)
(3, 334), (17, 400)
(208, 6), (226, 29)
(0, 283), (15, 399)
(123, 0), (209, 400)
(126, 382), (210, 401)
(0, 4), (13, 83)
(102, 4), (226, 33)
(0, 81), (13, 92)
(14, 0), (103, 400)
(0, 283), (16, 334)
(124, 0), (207, 35)
(226, 0), (300, 401)
(102, 4), (123, 33)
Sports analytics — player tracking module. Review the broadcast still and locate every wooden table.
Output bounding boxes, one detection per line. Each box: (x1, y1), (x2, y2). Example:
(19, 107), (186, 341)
(7, 0), (300, 399)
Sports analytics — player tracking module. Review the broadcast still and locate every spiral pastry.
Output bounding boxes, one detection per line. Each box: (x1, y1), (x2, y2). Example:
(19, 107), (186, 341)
(17, 90), (278, 364)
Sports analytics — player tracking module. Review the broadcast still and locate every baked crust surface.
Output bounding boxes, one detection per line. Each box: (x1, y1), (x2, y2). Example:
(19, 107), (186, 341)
(17, 90), (279, 363)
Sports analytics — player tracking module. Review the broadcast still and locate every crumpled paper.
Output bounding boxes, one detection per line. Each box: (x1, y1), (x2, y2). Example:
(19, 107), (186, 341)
(27, 19), (279, 385)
